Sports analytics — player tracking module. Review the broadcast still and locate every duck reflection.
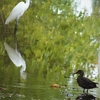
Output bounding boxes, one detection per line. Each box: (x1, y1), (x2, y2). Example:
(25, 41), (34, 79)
(4, 42), (26, 80)
(76, 93), (96, 100)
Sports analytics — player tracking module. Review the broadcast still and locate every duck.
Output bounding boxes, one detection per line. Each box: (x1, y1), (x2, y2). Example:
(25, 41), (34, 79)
(74, 70), (98, 93)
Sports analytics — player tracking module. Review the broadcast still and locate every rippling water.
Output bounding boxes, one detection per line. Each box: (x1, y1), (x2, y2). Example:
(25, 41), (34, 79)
(0, 65), (99, 100)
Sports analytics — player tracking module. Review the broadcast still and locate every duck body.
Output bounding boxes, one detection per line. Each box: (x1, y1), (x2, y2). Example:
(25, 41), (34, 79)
(77, 75), (97, 90)
(74, 70), (98, 92)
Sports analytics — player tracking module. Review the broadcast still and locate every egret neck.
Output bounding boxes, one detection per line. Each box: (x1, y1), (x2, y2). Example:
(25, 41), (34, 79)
(20, 57), (26, 73)
(25, 0), (30, 11)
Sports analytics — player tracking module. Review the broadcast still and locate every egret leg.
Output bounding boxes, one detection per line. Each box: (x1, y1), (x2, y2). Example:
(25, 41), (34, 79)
(14, 19), (18, 49)
(14, 33), (17, 49)
(14, 19), (18, 35)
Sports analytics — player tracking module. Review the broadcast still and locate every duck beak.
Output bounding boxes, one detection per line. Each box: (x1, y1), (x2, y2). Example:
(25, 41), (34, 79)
(73, 71), (78, 76)
(73, 72), (76, 76)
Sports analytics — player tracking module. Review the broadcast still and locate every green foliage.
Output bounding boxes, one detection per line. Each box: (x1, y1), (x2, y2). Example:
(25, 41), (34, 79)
(1, 0), (100, 74)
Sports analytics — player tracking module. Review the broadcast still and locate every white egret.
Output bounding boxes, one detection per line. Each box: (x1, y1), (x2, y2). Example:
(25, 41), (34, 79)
(5, 0), (30, 24)
(4, 42), (26, 79)
(5, 0), (30, 35)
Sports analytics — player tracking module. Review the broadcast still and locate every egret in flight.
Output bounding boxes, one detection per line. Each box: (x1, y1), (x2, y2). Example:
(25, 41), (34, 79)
(5, 0), (30, 34)
(4, 42), (26, 79)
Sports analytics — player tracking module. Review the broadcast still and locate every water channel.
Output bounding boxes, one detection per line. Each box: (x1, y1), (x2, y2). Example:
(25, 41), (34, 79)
(0, 64), (99, 100)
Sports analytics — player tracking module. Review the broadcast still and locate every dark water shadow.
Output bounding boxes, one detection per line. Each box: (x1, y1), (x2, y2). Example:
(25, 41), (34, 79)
(76, 93), (96, 100)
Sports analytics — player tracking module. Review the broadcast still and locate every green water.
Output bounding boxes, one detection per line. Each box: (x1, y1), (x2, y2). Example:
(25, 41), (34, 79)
(0, 65), (99, 100)
(0, 66), (65, 100)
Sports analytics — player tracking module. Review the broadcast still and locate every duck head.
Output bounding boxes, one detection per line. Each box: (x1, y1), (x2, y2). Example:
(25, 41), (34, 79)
(74, 70), (84, 76)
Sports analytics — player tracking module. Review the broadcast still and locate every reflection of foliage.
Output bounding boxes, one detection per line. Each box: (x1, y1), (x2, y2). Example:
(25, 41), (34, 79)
(1, 0), (100, 73)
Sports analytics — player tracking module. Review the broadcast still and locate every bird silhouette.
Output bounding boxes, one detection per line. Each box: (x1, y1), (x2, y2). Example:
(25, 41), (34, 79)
(74, 70), (98, 93)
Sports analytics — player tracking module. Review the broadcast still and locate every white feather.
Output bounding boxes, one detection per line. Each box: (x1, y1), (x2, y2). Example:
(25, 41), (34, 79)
(4, 42), (26, 73)
(5, 0), (30, 24)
